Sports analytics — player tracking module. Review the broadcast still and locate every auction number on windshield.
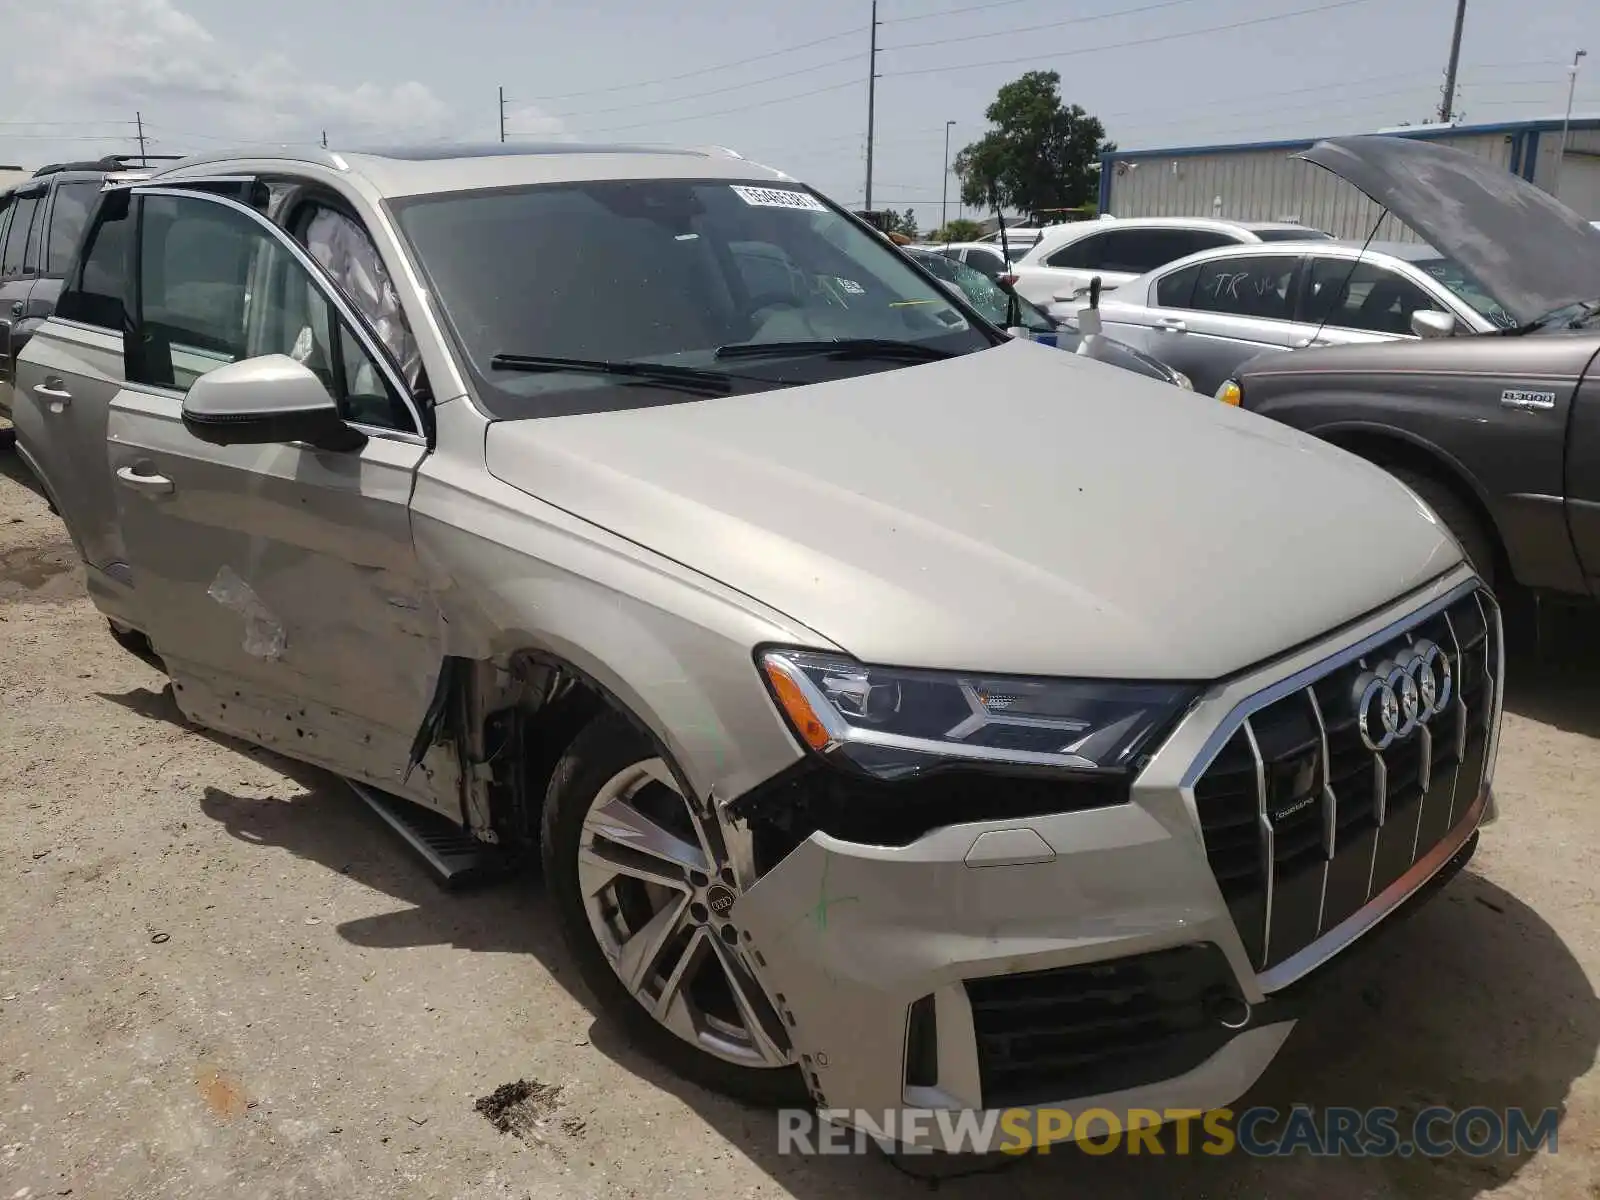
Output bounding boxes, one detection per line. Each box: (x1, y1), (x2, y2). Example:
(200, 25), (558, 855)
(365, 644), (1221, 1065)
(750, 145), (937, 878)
(731, 186), (828, 212)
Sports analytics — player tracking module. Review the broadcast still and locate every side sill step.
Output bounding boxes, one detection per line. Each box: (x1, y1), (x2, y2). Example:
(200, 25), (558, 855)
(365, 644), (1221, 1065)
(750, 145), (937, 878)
(348, 781), (502, 888)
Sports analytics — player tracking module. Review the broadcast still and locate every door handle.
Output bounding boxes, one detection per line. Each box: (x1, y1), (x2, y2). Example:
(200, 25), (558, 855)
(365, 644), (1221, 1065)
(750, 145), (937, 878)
(1293, 337), (1329, 348)
(116, 465), (175, 495)
(1157, 318), (1187, 332)
(33, 380), (72, 408)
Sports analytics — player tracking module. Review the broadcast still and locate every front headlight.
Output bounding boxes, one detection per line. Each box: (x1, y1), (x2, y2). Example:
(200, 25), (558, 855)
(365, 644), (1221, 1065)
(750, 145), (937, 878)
(758, 649), (1197, 780)
(1215, 379), (1242, 406)
(1171, 370), (1194, 391)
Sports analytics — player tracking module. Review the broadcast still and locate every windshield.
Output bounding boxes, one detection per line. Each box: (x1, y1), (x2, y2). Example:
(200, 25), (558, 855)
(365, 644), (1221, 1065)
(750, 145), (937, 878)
(391, 178), (993, 417)
(907, 250), (1053, 334)
(1413, 256), (1516, 330)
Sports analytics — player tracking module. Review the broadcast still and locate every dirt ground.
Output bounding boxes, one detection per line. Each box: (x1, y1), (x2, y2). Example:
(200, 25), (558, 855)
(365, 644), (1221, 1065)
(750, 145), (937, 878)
(1, 438), (1597, 1200)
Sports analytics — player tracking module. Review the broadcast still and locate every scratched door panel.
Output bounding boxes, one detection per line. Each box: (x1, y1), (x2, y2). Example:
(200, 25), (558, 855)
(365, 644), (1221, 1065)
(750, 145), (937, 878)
(108, 386), (444, 781)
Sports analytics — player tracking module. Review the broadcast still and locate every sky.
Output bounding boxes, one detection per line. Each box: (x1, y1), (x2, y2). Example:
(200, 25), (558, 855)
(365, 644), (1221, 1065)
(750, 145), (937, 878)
(2, 0), (1594, 230)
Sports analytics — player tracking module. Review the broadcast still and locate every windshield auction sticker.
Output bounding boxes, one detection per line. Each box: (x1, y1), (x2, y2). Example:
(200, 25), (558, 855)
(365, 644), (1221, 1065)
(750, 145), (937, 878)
(731, 185), (827, 212)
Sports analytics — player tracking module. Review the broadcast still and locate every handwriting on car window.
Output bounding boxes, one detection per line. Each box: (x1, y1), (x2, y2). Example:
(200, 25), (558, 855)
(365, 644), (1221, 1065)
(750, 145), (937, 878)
(1205, 271), (1282, 301)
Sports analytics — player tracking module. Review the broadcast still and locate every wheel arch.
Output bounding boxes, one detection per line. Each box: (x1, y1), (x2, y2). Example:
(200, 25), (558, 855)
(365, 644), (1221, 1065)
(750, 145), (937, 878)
(1312, 421), (1512, 583)
(435, 630), (803, 851)
(506, 644), (700, 821)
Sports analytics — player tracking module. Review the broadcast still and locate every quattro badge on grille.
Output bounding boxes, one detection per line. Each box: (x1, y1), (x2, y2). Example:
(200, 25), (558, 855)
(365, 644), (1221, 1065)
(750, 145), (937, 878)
(1353, 640), (1453, 752)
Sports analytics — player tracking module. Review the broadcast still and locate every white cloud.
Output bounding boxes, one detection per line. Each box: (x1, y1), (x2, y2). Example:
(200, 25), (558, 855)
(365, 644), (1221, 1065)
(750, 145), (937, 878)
(3, 0), (559, 162)
(501, 104), (576, 144)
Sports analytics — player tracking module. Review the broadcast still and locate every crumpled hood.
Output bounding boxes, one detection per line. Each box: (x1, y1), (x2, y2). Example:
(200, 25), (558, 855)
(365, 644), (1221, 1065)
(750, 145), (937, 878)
(485, 341), (1461, 680)
(1297, 135), (1600, 327)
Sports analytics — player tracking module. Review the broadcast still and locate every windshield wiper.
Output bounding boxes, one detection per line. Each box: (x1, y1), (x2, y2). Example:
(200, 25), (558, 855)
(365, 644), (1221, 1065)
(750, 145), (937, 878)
(1565, 299), (1600, 328)
(490, 353), (734, 393)
(714, 338), (955, 362)
(1508, 299), (1600, 335)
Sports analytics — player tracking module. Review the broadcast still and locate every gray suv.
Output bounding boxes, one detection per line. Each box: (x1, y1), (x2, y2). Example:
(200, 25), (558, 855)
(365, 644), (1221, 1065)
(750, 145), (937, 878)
(0, 154), (172, 422)
(13, 142), (1503, 1149)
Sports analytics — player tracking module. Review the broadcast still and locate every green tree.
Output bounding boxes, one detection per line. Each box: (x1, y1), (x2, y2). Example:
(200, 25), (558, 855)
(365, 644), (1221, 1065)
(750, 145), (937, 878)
(932, 217), (984, 242)
(879, 208), (919, 238)
(953, 71), (1115, 223)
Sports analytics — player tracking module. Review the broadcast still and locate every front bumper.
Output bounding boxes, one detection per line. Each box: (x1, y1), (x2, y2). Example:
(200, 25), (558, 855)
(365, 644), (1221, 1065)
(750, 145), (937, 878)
(733, 566), (1501, 1151)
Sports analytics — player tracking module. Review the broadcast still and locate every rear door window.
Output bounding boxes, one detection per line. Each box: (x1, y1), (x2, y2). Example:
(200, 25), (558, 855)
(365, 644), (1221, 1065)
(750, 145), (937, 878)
(1, 194), (41, 278)
(1155, 262), (1202, 308)
(1189, 255), (1301, 321)
(1098, 228), (1236, 274)
(962, 247), (1007, 278)
(23, 194), (46, 274)
(1252, 227), (1331, 242)
(1043, 232), (1105, 269)
(56, 197), (134, 329)
(46, 182), (100, 276)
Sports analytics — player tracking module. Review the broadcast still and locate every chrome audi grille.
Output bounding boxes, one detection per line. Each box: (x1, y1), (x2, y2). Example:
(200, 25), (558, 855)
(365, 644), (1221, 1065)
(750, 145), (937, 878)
(1191, 587), (1499, 977)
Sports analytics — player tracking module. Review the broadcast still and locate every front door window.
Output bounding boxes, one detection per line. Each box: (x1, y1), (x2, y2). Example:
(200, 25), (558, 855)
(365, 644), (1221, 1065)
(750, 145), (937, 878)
(1303, 258), (1445, 335)
(129, 193), (412, 432)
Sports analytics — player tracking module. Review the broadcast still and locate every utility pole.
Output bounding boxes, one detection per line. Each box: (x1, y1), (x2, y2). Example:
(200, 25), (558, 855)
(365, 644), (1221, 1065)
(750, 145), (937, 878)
(499, 86), (507, 143)
(864, 0), (878, 211)
(940, 120), (956, 234)
(1555, 49), (1588, 199)
(1438, 0), (1467, 123)
(135, 111), (147, 162)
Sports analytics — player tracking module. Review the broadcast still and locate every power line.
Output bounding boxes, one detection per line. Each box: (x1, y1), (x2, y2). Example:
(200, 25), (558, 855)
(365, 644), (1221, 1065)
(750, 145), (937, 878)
(1106, 82), (1435, 126)
(880, 0), (1389, 80)
(0, 118), (134, 127)
(1109, 92), (1590, 145)
(880, 0), (1073, 25)
(547, 55), (864, 120)
(581, 78), (864, 135)
(0, 133), (133, 141)
(882, 0), (1207, 52)
(521, 27), (866, 102)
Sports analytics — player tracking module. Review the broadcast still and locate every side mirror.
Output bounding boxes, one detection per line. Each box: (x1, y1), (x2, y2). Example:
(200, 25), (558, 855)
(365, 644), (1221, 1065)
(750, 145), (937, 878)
(1410, 309), (1456, 340)
(182, 354), (366, 452)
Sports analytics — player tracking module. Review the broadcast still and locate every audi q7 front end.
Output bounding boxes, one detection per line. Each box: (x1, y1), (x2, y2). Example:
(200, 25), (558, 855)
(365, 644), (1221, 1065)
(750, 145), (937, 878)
(19, 143), (1502, 1153)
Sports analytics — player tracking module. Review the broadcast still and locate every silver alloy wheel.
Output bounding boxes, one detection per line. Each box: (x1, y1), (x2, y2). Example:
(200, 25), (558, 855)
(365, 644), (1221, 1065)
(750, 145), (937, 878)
(577, 758), (793, 1070)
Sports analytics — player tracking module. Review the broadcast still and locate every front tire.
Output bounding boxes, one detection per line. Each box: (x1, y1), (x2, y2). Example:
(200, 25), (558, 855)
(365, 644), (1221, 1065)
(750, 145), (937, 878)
(541, 710), (807, 1107)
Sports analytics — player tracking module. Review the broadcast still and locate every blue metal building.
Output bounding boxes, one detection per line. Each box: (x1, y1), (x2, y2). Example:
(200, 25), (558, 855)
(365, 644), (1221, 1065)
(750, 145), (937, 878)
(1099, 115), (1600, 237)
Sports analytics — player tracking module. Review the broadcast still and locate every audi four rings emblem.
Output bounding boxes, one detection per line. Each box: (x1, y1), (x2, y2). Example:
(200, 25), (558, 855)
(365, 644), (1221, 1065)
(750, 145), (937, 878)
(1354, 640), (1454, 751)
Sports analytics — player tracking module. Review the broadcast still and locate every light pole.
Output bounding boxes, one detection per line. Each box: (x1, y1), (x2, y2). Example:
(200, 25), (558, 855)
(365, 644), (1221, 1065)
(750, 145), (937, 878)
(1555, 49), (1587, 200)
(940, 120), (956, 235)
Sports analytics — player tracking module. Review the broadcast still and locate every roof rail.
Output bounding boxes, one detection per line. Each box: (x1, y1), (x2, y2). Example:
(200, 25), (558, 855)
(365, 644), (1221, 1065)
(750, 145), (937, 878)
(32, 152), (186, 178)
(143, 145), (351, 175)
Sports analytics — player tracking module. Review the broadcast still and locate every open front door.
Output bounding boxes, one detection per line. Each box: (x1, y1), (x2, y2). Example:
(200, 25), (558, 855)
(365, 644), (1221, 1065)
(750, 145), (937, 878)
(106, 186), (453, 812)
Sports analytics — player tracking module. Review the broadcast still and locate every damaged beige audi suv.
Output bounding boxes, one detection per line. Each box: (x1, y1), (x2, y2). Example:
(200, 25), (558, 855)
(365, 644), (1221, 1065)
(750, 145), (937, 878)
(11, 141), (1501, 1149)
